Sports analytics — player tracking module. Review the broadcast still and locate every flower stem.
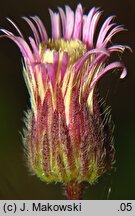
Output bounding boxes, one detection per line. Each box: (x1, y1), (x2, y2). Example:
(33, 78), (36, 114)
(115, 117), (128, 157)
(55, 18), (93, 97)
(65, 181), (83, 200)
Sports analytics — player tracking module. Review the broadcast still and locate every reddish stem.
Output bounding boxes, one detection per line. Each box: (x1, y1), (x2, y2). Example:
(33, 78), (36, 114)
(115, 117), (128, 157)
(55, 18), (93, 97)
(65, 181), (83, 200)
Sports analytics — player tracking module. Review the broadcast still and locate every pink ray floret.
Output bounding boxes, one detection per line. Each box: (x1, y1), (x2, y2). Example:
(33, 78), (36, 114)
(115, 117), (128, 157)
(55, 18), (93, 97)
(0, 4), (129, 87)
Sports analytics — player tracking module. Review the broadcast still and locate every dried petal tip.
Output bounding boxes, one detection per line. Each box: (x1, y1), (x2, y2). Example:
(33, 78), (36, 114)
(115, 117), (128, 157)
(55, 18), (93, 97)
(0, 3), (130, 199)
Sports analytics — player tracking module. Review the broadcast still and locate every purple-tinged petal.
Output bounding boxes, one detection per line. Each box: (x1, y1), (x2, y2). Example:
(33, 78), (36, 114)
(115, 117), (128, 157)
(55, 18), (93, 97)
(102, 25), (125, 47)
(58, 7), (66, 36)
(90, 62), (127, 90)
(12, 36), (34, 62)
(60, 52), (69, 81)
(96, 16), (115, 48)
(40, 64), (48, 86)
(98, 15), (115, 35)
(64, 6), (74, 40)
(45, 52), (59, 88)
(74, 48), (109, 72)
(88, 10), (102, 49)
(73, 4), (83, 39)
(82, 53), (109, 84)
(0, 29), (34, 62)
(29, 37), (41, 62)
(45, 64), (55, 87)
(96, 24), (116, 48)
(49, 9), (61, 39)
(6, 18), (24, 38)
(31, 16), (48, 42)
(0, 28), (14, 36)
(83, 7), (96, 45)
(108, 45), (132, 53)
(22, 17), (40, 46)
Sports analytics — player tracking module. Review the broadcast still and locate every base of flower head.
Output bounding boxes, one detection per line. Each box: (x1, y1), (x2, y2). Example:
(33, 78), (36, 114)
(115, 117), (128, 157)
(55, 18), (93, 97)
(22, 89), (114, 185)
(64, 181), (83, 200)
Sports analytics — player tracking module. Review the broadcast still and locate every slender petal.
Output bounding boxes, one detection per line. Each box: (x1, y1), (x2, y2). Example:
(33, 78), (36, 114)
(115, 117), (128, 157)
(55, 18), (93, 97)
(60, 52), (69, 81)
(58, 7), (66, 36)
(102, 25), (125, 47)
(22, 17), (40, 46)
(74, 48), (109, 72)
(46, 52), (59, 88)
(96, 15), (116, 48)
(6, 17), (24, 38)
(73, 4), (83, 39)
(31, 16), (48, 42)
(83, 7), (96, 45)
(90, 62), (127, 90)
(29, 37), (41, 62)
(64, 6), (74, 39)
(88, 10), (102, 49)
(49, 10), (61, 39)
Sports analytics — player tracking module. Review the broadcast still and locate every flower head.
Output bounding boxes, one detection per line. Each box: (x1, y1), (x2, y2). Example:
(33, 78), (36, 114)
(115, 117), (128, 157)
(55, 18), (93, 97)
(1, 4), (129, 198)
